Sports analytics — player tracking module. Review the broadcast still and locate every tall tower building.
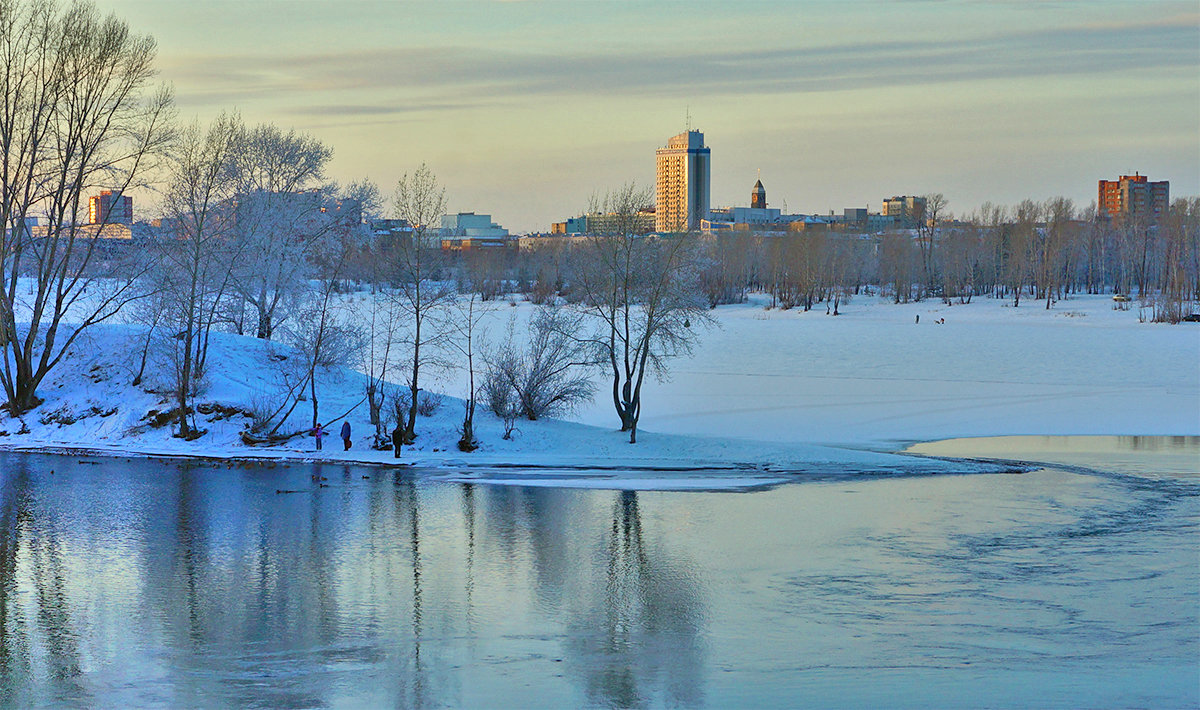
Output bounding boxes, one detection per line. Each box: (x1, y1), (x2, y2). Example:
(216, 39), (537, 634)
(751, 179), (766, 209)
(655, 130), (710, 232)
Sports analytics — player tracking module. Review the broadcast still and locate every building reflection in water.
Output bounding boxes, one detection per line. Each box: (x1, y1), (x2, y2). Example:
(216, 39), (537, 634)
(0, 454), (708, 707)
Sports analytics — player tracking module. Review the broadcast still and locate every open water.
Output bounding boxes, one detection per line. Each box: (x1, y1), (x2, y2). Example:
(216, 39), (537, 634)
(0, 436), (1196, 708)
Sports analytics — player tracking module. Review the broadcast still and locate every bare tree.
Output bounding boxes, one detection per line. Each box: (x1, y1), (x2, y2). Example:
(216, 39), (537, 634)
(0, 0), (174, 415)
(155, 113), (239, 437)
(390, 164), (452, 444)
(358, 280), (402, 448)
(338, 177), (383, 223)
(915, 192), (947, 299)
(293, 240), (361, 430)
(448, 288), (491, 450)
(572, 183), (712, 443)
(1007, 199), (1040, 306)
(1153, 197), (1200, 323)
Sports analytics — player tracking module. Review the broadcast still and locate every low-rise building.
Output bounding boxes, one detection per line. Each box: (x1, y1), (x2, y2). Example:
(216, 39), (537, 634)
(440, 212), (508, 238)
(882, 195), (926, 228)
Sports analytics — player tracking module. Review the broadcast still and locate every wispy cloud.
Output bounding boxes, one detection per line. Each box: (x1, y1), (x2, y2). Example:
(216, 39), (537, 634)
(159, 16), (1195, 119)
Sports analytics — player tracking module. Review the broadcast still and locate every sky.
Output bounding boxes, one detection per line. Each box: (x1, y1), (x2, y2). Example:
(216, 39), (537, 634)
(101, 0), (1199, 232)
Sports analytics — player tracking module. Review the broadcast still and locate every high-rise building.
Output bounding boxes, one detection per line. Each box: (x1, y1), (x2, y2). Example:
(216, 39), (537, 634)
(655, 130), (710, 232)
(88, 190), (133, 225)
(1098, 173), (1169, 223)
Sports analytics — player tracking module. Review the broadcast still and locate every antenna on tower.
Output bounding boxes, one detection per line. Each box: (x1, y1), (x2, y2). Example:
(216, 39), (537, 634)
(686, 105), (691, 132)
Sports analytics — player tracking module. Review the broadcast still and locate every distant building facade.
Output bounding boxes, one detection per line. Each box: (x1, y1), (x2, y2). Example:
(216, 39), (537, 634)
(551, 211), (652, 235)
(88, 190), (132, 225)
(440, 212), (508, 238)
(439, 237), (513, 252)
(440, 212), (509, 249)
(655, 129), (710, 232)
(1098, 173), (1169, 223)
(585, 209), (656, 236)
(881, 196), (926, 228)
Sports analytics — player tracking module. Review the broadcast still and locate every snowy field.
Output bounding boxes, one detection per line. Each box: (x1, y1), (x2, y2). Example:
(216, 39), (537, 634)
(1, 291), (1196, 486)
(579, 292), (1200, 448)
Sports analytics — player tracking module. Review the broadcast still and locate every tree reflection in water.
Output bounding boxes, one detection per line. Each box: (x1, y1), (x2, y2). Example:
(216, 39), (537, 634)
(565, 490), (706, 709)
(0, 455), (708, 707)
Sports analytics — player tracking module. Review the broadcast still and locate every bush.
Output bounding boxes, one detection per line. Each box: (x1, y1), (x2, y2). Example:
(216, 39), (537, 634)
(484, 307), (595, 422)
(416, 390), (442, 416)
(481, 367), (521, 440)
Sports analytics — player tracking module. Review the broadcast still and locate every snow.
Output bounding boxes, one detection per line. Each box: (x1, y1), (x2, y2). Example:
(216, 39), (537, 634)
(1, 291), (1196, 488)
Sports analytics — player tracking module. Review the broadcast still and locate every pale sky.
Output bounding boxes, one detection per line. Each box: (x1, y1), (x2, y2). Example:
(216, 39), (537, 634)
(104, 0), (1199, 232)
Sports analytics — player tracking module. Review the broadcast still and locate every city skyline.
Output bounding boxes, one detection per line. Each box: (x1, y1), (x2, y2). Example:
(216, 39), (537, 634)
(102, 0), (1199, 232)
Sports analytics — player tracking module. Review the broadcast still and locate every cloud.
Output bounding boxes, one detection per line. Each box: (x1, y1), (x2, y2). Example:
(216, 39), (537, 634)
(158, 17), (1197, 115)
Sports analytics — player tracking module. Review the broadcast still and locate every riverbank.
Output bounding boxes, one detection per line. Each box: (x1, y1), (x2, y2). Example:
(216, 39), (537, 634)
(1, 293), (1196, 482)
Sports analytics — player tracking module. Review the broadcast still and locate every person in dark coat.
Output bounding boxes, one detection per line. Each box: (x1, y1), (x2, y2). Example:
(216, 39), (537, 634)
(312, 424), (327, 451)
(340, 421), (352, 451)
(391, 425), (403, 459)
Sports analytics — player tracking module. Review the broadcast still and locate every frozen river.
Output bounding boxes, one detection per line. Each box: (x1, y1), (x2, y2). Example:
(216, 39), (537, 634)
(0, 437), (1196, 708)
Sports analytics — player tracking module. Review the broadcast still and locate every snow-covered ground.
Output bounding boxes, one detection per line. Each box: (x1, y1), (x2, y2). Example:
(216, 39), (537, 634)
(1, 291), (1196, 486)
(588, 292), (1200, 448)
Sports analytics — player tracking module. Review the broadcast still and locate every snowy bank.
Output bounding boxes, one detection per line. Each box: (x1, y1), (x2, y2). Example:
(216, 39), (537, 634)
(0, 320), (1019, 489)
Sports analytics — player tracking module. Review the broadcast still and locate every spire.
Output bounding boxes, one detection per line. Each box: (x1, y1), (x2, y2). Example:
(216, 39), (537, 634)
(751, 175), (766, 209)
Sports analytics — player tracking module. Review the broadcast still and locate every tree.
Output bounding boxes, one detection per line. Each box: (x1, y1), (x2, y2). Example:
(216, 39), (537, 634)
(390, 164), (452, 444)
(0, 0), (174, 415)
(1007, 199), (1040, 306)
(572, 183), (711, 443)
(358, 275), (402, 448)
(915, 192), (947, 299)
(155, 114), (239, 437)
(226, 123), (333, 340)
(481, 309), (594, 437)
(448, 287), (491, 451)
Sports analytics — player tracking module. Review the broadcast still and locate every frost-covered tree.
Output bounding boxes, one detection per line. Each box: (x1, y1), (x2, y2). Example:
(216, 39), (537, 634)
(226, 123), (334, 340)
(0, 0), (173, 415)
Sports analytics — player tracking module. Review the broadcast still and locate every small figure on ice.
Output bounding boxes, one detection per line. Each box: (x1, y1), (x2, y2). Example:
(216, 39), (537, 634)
(340, 421), (352, 451)
(312, 423), (327, 451)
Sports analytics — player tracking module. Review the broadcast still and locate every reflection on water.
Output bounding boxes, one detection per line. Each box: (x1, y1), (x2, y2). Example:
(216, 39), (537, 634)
(0, 443), (1197, 708)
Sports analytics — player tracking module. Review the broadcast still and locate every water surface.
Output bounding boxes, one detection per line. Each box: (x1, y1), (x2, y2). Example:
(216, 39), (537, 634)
(0, 438), (1196, 708)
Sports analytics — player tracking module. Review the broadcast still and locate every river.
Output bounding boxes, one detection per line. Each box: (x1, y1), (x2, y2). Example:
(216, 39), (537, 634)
(0, 436), (1196, 708)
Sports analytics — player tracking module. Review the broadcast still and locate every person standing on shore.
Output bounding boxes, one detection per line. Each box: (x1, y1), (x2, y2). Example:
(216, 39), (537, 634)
(391, 424), (403, 459)
(340, 421), (352, 451)
(312, 424), (327, 451)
